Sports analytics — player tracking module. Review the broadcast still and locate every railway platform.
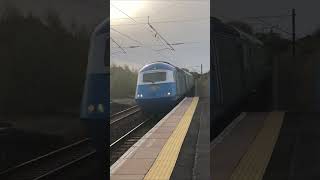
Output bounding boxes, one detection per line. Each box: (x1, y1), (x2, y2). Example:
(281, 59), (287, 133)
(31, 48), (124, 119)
(110, 96), (209, 180)
(211, 111), (320, 180)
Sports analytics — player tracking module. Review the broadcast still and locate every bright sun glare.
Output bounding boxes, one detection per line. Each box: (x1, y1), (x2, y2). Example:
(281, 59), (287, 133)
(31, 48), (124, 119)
(110, 1), (145, 20)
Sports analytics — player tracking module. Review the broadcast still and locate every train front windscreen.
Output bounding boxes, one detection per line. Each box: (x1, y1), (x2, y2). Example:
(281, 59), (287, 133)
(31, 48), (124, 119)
(143, 72), (167, 83)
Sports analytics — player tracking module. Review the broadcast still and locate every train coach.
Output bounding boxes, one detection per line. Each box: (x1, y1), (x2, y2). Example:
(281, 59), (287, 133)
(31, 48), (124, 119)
(80, 19), (108, 179)
(80, 19), (108, 120)
(211, 17), (271, 139)
(135, 61), (194, 112)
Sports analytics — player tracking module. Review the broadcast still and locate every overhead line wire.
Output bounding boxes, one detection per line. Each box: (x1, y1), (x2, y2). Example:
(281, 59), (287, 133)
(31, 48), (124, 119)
(147, 19), (175, 51)
(111, 27), (143, 45)
(110, 4), (177, 61)
(111, 18), (210, 26)
(111, 37), (126, 54)
(110, 3), (137, 22)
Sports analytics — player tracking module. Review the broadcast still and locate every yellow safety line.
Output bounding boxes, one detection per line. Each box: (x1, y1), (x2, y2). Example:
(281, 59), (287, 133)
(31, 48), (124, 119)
(143, 97), (199, 180)
(229, 111), (285, 180)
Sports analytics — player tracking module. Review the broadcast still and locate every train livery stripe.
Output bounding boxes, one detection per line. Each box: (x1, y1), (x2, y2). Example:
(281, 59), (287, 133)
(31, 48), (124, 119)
(143, 97), (199, 180)
(229, 111), (285, 180)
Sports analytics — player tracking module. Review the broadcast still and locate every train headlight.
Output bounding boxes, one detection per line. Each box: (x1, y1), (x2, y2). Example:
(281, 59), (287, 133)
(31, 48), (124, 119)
(97, 104), (104, 112)
(88, 104), (95, 113)
(167, 92), (171, 96)
(87, 104), (105, 113)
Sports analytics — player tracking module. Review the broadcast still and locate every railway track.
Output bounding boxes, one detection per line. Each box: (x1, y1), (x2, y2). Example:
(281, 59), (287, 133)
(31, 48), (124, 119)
(0, 105), (141, 180)
(0, 138), (94, 180)
(110, 105), (141, 124)
(110, 113), (164, 165)
(109, 104), (162, 165)
(110, 105), (145, 143)
(110, 118), (150, 165)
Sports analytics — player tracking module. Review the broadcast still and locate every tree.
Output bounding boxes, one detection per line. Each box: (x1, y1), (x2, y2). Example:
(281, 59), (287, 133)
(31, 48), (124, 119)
(44, 8), (64, 32)
(0, 8), (90, 114)
(110, 64), (138, 99)
(1, 2), (23, 23)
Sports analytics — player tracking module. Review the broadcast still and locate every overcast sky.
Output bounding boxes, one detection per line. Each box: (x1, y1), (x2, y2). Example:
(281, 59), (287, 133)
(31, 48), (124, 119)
(0, 0), (106, 31)
(213, 0), (320, 38)
(110, 0), (210, 73)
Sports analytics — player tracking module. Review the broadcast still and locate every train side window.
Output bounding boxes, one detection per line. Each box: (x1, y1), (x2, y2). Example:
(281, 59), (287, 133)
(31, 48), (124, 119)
(215, 36), (244, 102)
(104, 39), (109, 74)
(212, 39), (223, 105)
(104, 41), (107, 66)
(242, 45), (249, 71)
(177, 71), (182, 94)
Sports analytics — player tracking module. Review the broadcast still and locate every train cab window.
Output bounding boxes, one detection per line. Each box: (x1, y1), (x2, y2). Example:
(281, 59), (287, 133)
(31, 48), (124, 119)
(143, 72), (166, 83)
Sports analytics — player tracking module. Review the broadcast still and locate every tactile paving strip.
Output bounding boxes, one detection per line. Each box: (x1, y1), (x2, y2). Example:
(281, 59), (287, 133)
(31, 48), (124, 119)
(229, 112), (285, 180)
(143, 97), (199, 180)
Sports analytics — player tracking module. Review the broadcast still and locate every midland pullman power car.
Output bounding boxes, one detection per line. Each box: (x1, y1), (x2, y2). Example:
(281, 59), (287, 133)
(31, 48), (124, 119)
(80, 20), (108, 120)
(80, 20), (108, 176)
(135, 61), (194, 112)
(211, 17), (271, 139)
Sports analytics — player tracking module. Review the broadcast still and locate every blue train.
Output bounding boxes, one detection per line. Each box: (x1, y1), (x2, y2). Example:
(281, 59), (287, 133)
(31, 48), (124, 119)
(135, 61), (194, 112)
(80, 19), (108, 121)
(80, 19), (108, 178)
(211, 17), (271, 139)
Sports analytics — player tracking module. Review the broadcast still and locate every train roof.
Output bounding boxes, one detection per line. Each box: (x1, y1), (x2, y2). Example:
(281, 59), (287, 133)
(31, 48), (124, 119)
(139, 61), (194, 77)
(92, 19), (108, 37)
(140, 61), (176, 72)
(211, 17), (263, 46)
(86, 19), (108, 74)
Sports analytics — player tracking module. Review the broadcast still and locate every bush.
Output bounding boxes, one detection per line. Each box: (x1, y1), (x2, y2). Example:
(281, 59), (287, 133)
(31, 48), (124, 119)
(110, 65), (138, 99)
(0, 7), (90, 114)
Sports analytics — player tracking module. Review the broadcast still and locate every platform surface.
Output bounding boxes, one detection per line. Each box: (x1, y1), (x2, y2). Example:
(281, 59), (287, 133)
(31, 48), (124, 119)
(263, 112), (320, 180)
(110, 97), (199, 180)
(211, 111), (285, 180)
(171, 97), (210, 180)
